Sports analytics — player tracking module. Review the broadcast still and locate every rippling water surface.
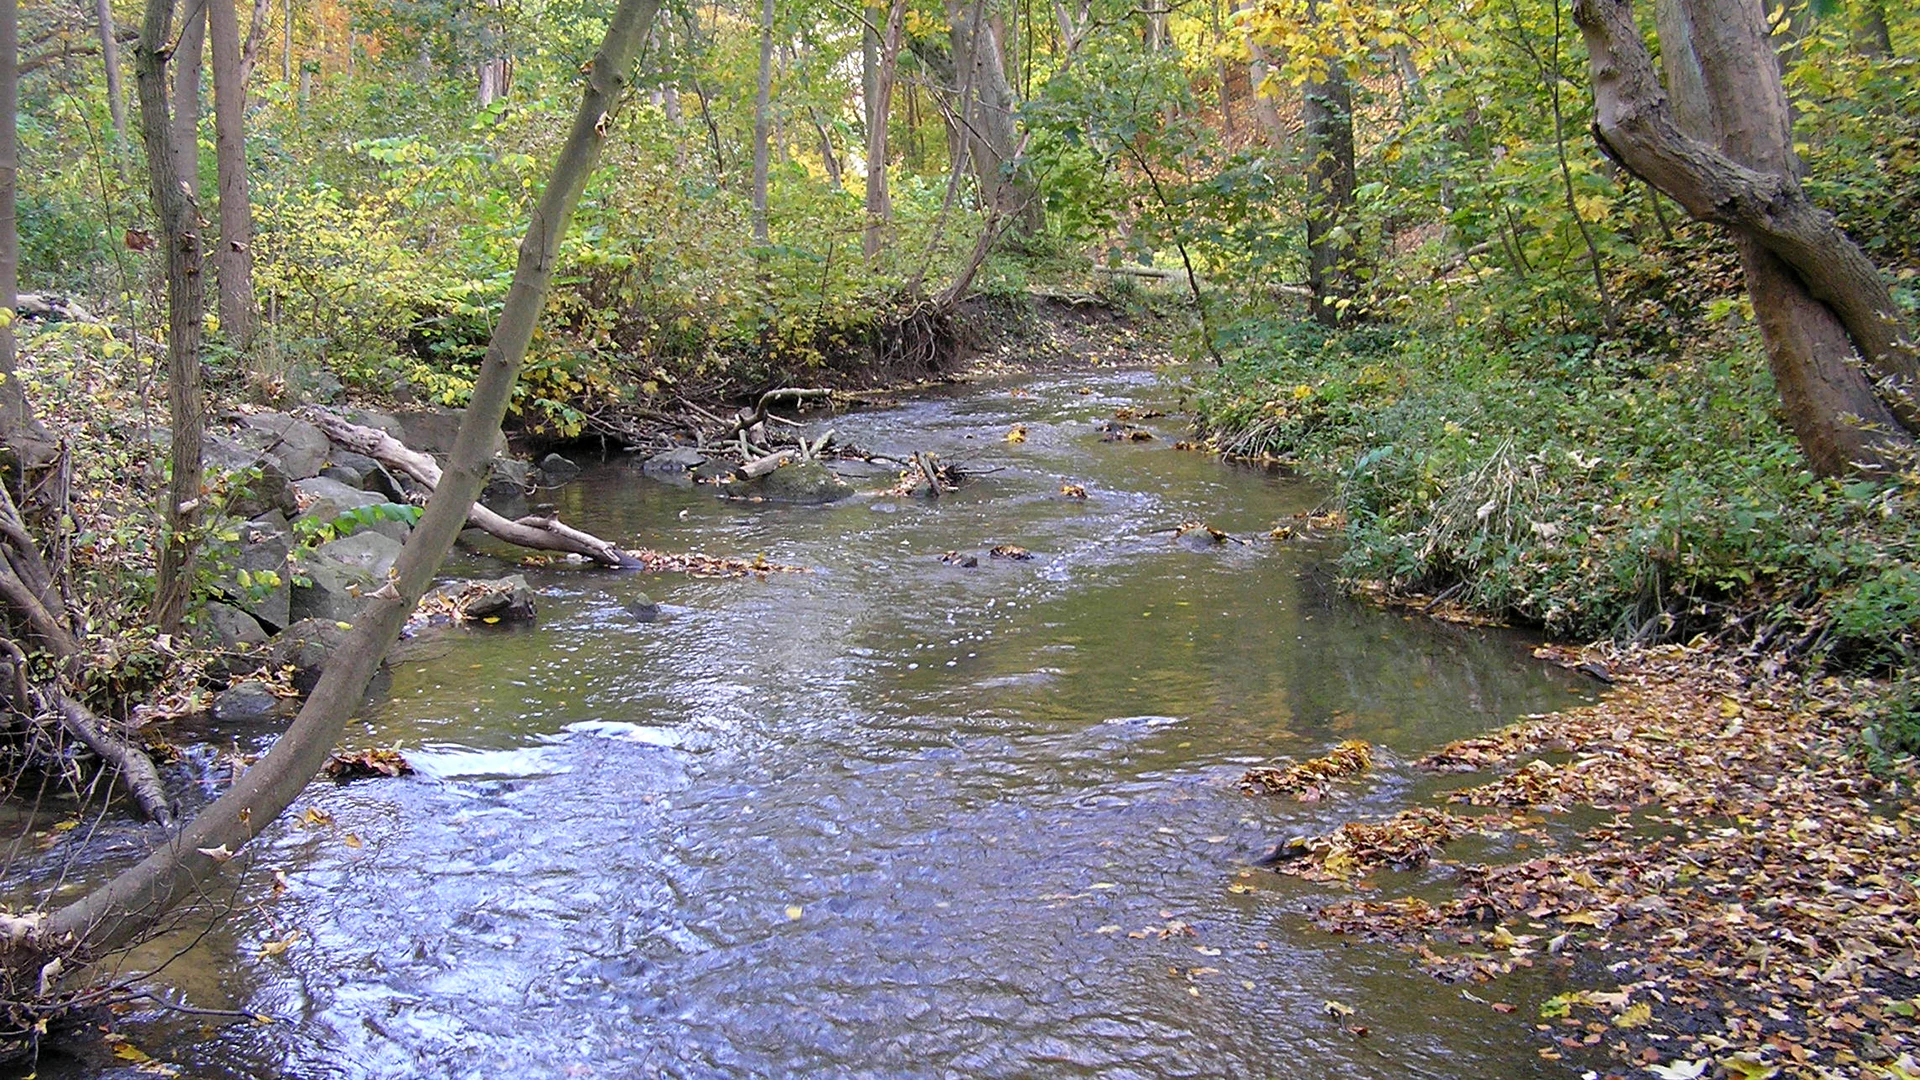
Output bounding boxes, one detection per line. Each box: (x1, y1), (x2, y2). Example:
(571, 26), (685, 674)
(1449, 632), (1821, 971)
(33, 368), (1592, 1079)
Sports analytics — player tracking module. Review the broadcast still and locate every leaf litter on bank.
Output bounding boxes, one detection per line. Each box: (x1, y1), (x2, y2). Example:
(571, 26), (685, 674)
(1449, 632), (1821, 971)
(1240, 739), (1374, 798)
(1265, 644), (1920, 1077)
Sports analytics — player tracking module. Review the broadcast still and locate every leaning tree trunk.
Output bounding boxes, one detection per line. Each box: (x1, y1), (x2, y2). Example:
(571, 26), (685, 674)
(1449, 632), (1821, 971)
(1573, 0), (1919, 475)
(137, 0), (208, 637)
(43, 0), (664, 962)
(950, 0), (1040, 235)
(209, 0), (255, 348)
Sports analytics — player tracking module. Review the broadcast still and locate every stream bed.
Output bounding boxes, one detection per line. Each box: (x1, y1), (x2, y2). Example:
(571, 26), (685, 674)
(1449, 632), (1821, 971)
(29, 366), (1593, 1079)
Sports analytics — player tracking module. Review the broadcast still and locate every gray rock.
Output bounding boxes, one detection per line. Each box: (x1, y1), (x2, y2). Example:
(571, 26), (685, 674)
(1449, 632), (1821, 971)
(827, 459), (897, 481)
(319, 465), (366, 489)
(339, 408), (407, 441)
(290, 532), (402, 624)
(292, 477), (384, 538)
(203, 433), (298, 519)
(481, 457), (532, 519)
(747, 461), (853, 504)
(198, 600), (270, 649)
(216, 514), (292, 631)
(327, 449), (408, 501)
(398, 407), (505, 459)
(457, 575), (537, 622)
(264, 617), (354, 693)
(314, 530), (404, 578)
(538, 453), (582, 486)
(625, 592), (660, 622)
(236, 412), (331, 480)
(690, 460), (735, 483)
(212, 680), (294, 725)
(643, 447), (707, 474)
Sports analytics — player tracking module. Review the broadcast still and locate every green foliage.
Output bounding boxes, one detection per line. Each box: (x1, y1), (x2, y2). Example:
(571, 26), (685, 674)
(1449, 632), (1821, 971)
(291, 503), (425, 547)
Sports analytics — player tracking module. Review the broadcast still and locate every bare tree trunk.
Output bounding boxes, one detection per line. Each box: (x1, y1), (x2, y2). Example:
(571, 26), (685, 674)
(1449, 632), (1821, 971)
(171, 0), (205, 198)
(95, 0), (131, 164)
(281, 0), (290, 82)
(1575, 0), (1917, 474)
(750, 0), (774, 248)
(209, 0), (254, 348)
(137, 0), (208, 637)
(0, 0), (56, 469)
(46, 0), (664, 961)
(863, 0), (906, 258)
(1302, 4), (1356, 326)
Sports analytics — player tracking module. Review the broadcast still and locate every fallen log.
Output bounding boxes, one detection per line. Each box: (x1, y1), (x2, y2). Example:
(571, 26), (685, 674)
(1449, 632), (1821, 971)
(50, 689), (173, 826)
(309, 414), (629, 567)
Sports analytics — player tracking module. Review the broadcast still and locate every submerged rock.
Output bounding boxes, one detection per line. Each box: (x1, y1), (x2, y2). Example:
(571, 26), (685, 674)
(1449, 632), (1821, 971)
(539, 452), (583, 486)
(643, 447), (707, 475)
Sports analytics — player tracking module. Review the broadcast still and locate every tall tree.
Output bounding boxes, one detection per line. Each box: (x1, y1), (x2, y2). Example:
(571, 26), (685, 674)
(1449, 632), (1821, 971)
(136, 0), (207, 637)
(95, 0), (131, 161)
(1301, 0), (1356, 325)
(950, 0), (1040, 232)
(171, 0), (204, 196)
(208, 0), (254, 346)
(863, 0), (906, 257)
(1573, 0), (1919, 474)
(750, 0), (773, 248)
(41, 0), (665, 963)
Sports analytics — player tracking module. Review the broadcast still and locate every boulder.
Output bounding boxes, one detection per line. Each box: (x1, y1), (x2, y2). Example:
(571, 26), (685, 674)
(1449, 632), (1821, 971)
(292, 477), (384, 536)
(625, 592), (660, 623)
(220, 516), (292, 631)
(212, 680), (295, 725)
(202, 433), (298, 519)
(438, 575), (537, 622)
(481, 457), (532, 519)
(643, 447), (706, 474)
(290, 531), (403, 623)
(746, 461), (853, 504)
(538, 452), (582, 487)
(235, 412), (331, 480)
(263, 617), (354, 693)
(690, 459), (735, 483)
(397, 407), (505, 460)
(198, 600), (270, 650)
(338, 407), (408, 442)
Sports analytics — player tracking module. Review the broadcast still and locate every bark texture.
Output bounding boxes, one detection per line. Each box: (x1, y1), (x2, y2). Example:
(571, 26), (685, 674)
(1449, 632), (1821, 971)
(862, 0), (906, 258)
(48, 0), (664, 960)
(1301, 19), (1356, 327)
(750, 0), (774, 247)
(1575, 0), (1918, 474)
(209, 0), (255, 346)
(950, 0), (1039, 233)
(137, 0), (209, 636)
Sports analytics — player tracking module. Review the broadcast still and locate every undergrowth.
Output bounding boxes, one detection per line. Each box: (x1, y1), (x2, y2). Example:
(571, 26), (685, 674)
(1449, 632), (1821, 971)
(1189, 235), (1920, 679)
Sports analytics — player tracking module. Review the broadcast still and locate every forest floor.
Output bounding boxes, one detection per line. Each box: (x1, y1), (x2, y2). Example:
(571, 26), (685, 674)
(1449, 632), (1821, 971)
(1259, 640), (1919, 1080)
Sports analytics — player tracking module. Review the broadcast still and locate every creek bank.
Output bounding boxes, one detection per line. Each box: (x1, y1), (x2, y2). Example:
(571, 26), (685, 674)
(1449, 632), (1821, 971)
(1251, 644), (1918, 1079)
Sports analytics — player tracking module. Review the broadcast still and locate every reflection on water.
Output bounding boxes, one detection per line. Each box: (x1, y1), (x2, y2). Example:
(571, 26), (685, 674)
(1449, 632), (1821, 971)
(23, 368), (1590, 1079)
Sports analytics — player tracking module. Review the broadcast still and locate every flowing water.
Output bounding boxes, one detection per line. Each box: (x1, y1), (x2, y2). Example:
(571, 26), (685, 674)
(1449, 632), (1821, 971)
(26, 367), (1593, 1079)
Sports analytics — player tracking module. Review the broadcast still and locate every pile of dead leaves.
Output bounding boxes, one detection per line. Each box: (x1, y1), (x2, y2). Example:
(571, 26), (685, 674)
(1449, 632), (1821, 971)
(1270, 644), (1920, 1078)
(323, 747), (414, 781)
(1269, 805), (1468, 881)
(1240, 739), (1374, 798)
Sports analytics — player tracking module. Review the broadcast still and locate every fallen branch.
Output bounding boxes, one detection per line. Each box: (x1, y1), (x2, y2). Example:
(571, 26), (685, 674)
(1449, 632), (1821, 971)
(739, 448), (796, 479)
(309, 414), (628, 567)
(50, 688), (172, 826)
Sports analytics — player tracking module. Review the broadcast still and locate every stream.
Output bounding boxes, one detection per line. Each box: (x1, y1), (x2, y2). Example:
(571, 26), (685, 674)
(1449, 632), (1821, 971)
(26, 366), (1593, 1079)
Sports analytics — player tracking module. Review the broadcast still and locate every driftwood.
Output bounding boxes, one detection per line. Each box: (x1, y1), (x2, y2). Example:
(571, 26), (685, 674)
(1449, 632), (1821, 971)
(310, 414), (629, 567)
(730, 387), (834, 437)
(739, 448), (795, 478)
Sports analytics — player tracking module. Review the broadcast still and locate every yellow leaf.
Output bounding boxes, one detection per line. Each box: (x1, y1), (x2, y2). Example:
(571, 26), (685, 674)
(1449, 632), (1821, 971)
(343, 833), (363, 849)
(301, 807), (334, 827)
(785, 905), (804, 921)
(1614, 1001), (1653, 1028)
(112, 1043), (154, 1063)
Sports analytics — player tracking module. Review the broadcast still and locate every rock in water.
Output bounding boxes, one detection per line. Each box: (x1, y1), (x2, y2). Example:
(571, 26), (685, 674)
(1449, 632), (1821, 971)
(626, 593), (661, 622)
(747, 461), (853, 504)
